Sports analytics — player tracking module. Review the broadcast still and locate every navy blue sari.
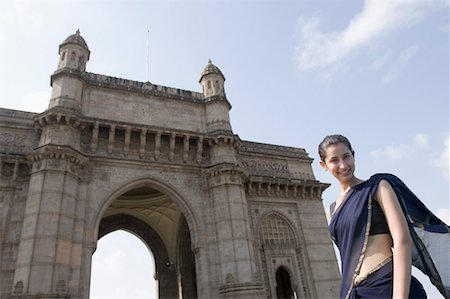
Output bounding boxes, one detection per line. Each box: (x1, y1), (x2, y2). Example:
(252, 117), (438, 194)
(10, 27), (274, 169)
(329, 173), (449, 299)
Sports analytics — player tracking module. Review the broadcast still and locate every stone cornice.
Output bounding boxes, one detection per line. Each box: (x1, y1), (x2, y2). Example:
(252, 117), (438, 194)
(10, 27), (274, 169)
(50, 67), (84, 86)
(240, 140), (311, 161)
(34, 107), (83, 130)
(28, 144), (88, 167)
(0, 108), (37, 119)
(204, 95), (232, 110)
(207, 162), (247, 178)
(81, 116), (210, 139)
(51, 70), (206, 104)
(0, 108), (36, 129)
(245, 176), (330, 200)
(207, 134), (241, 149)
(82, 72), (205, 103)
(218, 281), (264, 295)
(207, 163), (248, 187)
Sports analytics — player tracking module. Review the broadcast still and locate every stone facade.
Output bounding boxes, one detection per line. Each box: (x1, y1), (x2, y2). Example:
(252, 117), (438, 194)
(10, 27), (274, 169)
(0, 30), (340, 299)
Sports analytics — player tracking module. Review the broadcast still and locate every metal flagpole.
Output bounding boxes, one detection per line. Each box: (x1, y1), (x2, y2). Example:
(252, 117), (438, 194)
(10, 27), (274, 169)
(146, 29), (150, 82)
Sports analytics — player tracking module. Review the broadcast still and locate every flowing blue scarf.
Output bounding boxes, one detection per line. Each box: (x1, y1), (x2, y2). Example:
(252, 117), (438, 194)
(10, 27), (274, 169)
(329, 173), (449, 299)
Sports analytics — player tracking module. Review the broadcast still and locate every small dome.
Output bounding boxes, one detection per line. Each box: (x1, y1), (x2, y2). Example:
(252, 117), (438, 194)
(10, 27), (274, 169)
(59, 29), (89, 52)
(199, 59), (225, 83)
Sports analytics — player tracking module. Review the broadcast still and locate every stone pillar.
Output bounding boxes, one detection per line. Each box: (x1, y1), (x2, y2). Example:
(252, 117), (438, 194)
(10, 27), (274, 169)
(10, 110), (87, 298)
(207, 138), (264, 299)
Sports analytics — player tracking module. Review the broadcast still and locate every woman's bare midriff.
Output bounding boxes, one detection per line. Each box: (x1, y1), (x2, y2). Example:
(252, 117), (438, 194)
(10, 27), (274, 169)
(354, 234), (393, 285)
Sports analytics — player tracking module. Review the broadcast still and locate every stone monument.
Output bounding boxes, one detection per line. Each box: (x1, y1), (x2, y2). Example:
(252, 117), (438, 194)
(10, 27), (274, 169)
(0, 30), (340, 299)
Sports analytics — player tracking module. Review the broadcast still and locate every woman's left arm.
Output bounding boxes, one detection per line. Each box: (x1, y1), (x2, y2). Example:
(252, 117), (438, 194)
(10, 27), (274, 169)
(376, 179), (413, 299)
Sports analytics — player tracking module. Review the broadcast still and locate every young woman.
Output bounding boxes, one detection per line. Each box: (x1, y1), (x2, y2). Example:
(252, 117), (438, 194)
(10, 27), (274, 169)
(318, 134), (449, 299)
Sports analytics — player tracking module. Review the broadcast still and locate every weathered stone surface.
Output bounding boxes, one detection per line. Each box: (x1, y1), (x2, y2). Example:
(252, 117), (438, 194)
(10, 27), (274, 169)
(0, 31), (340, 299)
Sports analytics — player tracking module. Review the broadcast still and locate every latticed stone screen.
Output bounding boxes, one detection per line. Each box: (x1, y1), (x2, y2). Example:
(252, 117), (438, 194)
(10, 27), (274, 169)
(260, 214), (295, 245)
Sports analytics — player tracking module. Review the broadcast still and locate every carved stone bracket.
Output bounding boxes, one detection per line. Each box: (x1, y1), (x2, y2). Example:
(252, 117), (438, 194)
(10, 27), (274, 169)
(108, 124), (115, 155)
(154, 131), (161, 161)
(139, 128), (147, 158)
(80, 118), (213, 164)
(207, 163), (248, 187)
(182, 134), (190, 163)
(196, 137), (204, 164)
(27, 145), (88, 176)
(169, 133), (176, 161)
(34, 108), (83, 131)
(91, 121), (99, 154)
(245, 178), (329, 200)
(123, 126), (131, 157)
(207, 134), (241, 150)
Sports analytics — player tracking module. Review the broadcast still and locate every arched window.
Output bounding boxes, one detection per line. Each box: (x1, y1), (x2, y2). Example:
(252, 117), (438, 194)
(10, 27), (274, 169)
(276, 267), (294, 299)
(260, 214), (295, 246)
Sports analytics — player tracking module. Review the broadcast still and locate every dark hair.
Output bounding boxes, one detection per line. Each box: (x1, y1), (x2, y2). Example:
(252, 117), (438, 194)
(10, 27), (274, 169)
(318, 134), (355, 161)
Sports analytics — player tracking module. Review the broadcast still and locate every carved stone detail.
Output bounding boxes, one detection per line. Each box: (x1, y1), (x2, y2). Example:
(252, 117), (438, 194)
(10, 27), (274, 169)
(139, 128), (147, 159)
(123, 126), (131, 157)
(169, 133), (176, 161)
(182, 135), (190, 163)
(154, 131), (161, 161)
(82, 71), (204, 103)
(108, 124), (115, 155)
(27, 145), (88, 176)
(245, 179), (328, 200)
(34, 109), (83, 130)
(91, 122), (99, 154)
(196, 137), (203, 164)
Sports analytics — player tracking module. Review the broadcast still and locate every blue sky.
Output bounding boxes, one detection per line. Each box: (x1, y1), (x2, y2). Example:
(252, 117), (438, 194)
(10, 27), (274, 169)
(1, 0), (448, 298)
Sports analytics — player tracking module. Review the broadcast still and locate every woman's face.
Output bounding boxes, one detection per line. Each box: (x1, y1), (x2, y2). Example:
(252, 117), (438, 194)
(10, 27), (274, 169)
(320, 142), (356, 184)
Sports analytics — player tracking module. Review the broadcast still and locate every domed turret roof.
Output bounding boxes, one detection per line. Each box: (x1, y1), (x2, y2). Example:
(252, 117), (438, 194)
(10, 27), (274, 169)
(59, 29), (90, 52)
(199, 59), (225, 83)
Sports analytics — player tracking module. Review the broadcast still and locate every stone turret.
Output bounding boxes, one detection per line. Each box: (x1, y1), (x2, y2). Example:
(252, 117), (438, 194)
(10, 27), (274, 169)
(57, 29), (90, 72)
(200, 59), (225, 98)
(199, 60), (232, 135)
(49, 30), (89, 111)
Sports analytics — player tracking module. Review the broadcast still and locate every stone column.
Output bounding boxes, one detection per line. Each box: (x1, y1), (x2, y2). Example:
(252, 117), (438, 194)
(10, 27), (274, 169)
(207, 138), (263, 299)
(11, 145), (86, 298)
(11, 110), (87, 298)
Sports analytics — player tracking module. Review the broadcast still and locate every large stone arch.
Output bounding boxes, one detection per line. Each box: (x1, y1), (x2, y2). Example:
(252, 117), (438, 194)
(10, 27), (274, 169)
(89, 176), (200, 299)
(91, 176), (201, 249)
(97, 213), (178, 298)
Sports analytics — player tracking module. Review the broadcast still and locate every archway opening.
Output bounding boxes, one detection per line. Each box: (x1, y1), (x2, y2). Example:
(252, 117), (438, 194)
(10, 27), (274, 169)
(90, 230), (157, 298)
(93, 185), (197, 299)
(276, 267), (294, 299)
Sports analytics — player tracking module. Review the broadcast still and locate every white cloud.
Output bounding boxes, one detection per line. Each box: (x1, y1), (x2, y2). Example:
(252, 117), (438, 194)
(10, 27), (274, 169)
(379, 45), (420, 83)
(414, 133), (430, 148)
(368, 49), (392, 71)
(398, 45), (420, 64)
(295, 0), (447, 75)
(433, 137), (449, 180)
(370, 134), (430, 161)
(382, 68), (401, 83)
(371, 143), (412, 161)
